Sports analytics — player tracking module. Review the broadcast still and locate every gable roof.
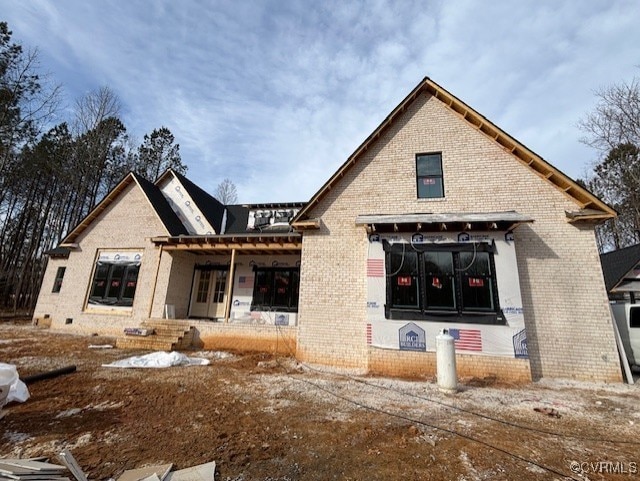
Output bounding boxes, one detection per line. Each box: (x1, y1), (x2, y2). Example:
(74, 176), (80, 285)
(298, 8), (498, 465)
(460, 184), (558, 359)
(600, 244), (640, 292)
(60, 172), (187, 246)
(292, 77), (616, 225)
(156, 169), (226, 234)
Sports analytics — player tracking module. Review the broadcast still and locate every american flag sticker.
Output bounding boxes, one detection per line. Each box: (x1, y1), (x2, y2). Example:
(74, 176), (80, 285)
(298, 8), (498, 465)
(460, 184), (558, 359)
(367, 259), (384, 277)
(449, 328), (482, 352)
(238, 276), (254, 288)
(366, 323), (372, 345)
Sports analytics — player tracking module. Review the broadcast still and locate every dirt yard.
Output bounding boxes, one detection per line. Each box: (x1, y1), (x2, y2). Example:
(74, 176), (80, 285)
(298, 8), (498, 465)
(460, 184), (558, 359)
(1, 320), (640, 481)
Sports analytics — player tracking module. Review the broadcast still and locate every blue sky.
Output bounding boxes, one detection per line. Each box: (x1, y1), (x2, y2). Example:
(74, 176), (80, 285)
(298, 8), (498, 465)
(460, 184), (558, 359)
(3, 0), (639, 203)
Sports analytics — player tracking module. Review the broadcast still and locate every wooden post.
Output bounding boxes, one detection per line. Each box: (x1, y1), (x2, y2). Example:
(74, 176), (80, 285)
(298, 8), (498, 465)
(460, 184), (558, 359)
(224, 248), (236, 323)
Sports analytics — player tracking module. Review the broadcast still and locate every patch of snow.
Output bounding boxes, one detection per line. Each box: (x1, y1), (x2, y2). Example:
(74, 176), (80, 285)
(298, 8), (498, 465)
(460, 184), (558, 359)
(56, 408), (82, 418)
(4, 431), (31, 443)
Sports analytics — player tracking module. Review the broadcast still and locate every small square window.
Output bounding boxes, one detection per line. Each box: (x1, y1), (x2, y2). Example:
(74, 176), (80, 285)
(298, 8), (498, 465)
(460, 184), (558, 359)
(416, 153), (444, 198)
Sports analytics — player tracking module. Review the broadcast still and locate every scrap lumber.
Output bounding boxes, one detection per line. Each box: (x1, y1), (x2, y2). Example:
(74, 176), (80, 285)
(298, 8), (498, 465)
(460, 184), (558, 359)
(0, 458), (69, 481)
(165, 462), (216, 481)
(117, 464), (173, 481)
(57, 450), (87, 481)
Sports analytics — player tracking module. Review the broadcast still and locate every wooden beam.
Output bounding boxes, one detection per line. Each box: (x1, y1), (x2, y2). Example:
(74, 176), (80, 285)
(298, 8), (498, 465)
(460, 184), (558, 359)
(162, 243), (302, 252)
(224, 249), (236, 323)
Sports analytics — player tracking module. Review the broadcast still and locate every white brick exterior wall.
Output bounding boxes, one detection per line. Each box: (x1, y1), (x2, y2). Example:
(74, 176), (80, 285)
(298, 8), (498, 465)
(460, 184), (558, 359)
(297, 92), (621, 382)
(33, 182), (166, 335)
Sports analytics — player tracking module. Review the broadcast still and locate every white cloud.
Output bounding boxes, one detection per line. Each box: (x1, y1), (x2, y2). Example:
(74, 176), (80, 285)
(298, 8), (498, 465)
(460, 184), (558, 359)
(2, 0), (640, 202)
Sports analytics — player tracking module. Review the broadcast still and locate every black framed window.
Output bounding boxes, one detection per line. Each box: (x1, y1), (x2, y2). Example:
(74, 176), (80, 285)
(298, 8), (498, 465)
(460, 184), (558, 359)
(251, 267), (300, 312)
(416, 153), (444, 199)
(89, 262), (140, 307)
(52, 267), (66, 293)
(384, 242), (503, 324)
(630, 306), (640, 328)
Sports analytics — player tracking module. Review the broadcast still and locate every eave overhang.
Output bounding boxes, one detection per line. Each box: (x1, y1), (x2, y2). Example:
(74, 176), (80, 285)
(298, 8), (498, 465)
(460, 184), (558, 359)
(151, 233), (302, 255)
(292, 77), (616, 225)
(565, 208), (614, 224)
(355, 211), (534, 233)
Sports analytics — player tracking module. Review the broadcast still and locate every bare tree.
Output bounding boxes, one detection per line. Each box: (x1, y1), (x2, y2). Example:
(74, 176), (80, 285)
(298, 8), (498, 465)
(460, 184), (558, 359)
(214, 178), (238, 204)
(579, 74), (640, 251)
(72, 86), (122, 135)
(578, 76), (640, 154)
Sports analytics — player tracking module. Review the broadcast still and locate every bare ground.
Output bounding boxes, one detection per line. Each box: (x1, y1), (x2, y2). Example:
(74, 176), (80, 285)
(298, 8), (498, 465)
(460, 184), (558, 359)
(1, 320), (640, 480)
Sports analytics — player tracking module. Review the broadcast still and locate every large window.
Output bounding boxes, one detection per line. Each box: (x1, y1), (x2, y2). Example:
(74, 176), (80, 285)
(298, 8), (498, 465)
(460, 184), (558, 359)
(52, 266), (66, 293)
(88, 252), (141, 309)
(251, 267), (300, 312)
(416, 153), (444, 199)
(385, 242), (503, 324)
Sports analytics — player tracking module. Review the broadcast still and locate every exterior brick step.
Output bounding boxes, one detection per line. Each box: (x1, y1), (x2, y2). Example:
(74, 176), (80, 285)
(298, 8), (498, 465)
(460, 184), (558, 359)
(115, 336), (176, 351)
(116, 320), (196, 351)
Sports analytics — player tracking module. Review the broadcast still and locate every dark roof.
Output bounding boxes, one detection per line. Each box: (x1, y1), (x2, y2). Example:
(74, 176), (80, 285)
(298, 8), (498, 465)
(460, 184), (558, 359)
(224, 204), (250, 234)
(132, 173), (188, 236)
(45, 246), (71, 258)
(600, 243), (640, 292)
(172, 171), (226, 233)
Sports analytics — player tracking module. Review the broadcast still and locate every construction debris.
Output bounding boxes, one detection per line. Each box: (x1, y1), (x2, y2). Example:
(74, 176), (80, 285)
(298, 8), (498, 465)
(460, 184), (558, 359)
(102, 352), (210, 369)
(165, 462), (216, 481)
(533, 406), (561, 418)
(57, 450), (87, 481)
(116, 463), (172, 481)
(0, 454), (215, 481)
(0, 458), (69, 481)
(123, 328), (154, 337)
(0, 363), (29, 408)
(21, 366), (77, 386)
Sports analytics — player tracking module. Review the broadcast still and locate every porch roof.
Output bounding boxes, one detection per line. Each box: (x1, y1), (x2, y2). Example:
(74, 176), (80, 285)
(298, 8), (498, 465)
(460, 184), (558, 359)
(151, 232), (302, 255)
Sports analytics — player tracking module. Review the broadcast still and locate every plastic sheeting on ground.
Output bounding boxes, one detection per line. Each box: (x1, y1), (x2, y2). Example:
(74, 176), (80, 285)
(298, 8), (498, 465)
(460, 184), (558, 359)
(0, 362), (30, 406)
(102, 351), (210, 369)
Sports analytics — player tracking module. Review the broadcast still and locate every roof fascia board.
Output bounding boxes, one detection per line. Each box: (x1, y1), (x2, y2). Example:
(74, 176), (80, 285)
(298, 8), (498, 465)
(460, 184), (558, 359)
(293, 77), (616, 224)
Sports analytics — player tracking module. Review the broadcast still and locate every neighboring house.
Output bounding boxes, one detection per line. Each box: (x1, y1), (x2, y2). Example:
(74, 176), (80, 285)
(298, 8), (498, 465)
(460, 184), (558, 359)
(33, 77), (622, 383)
(600, 244), (640, 368)
(600, 243), (640, 303)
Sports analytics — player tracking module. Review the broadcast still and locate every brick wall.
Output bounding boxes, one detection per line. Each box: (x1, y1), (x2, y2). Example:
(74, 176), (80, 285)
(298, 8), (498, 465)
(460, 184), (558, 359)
(32, 182), (166, 336)
(369, 347), (532, 383)
(191, 321), (297, 355)
(297, 92), (621, 382)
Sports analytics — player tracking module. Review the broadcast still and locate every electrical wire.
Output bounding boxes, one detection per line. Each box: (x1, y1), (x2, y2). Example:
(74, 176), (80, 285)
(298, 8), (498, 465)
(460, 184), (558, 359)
(274, 323), (640, 445)
(273, 325), (582, 480)
(455, 240), (477, 272)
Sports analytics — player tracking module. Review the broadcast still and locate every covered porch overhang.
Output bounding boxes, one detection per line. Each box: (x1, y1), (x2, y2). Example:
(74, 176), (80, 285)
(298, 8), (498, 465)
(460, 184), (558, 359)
(355, 211), (535, 233)
(150, 233), (302, 324)
(151, 232), (302, 255)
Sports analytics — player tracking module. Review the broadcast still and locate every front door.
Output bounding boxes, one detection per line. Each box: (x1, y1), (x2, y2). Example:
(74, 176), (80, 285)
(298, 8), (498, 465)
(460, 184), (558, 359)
(209, 269), (228, 318)
(189, 268), (229, 319)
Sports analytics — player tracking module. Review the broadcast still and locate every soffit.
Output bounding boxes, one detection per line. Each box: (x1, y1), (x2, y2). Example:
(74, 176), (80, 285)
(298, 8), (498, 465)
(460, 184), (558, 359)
(355, 211), (534, 233)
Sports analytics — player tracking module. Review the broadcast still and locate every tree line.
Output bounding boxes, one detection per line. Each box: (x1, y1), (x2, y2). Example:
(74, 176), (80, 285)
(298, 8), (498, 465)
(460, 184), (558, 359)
(0, 17), (635, 313)
(579, 75), (640, 252)
(0, 22), (186, 312)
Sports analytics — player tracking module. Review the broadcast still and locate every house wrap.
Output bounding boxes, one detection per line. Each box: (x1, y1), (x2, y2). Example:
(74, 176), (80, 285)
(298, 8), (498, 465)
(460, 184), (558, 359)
(33, 77), (621, 383)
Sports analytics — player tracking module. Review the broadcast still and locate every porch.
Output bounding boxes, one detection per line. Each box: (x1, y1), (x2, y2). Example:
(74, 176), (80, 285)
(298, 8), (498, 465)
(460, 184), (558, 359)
(115, 317), (298, 354)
